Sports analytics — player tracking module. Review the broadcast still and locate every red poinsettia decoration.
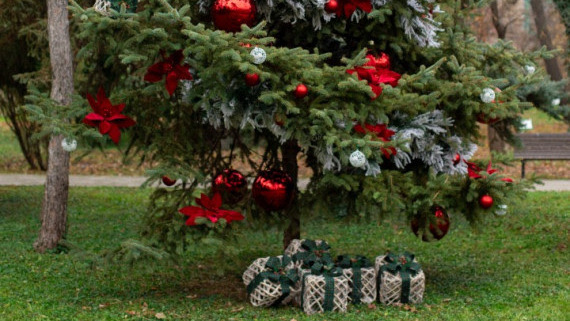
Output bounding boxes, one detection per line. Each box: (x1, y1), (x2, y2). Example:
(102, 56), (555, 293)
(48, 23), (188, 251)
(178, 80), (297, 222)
(179, 193), (244, 226)
(466, 161), (513, 182)
(83, 87), (136, 144)
(353, 123), (397, 158)
(144, 50), (193, 95)
(335, 0), (372, 18)
(347, 53), (401, 100)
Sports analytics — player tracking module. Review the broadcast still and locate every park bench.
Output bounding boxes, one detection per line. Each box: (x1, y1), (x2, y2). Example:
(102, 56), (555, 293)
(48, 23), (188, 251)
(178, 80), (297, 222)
(513, 133), (570, 178)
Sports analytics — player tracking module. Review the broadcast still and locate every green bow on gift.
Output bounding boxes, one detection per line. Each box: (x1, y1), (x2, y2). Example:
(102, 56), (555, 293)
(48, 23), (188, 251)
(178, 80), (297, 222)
(301, 260), (344, 311)
(246, 256), (299, 306)
(378, 252), (422, 303)
(336, 255), (372, 304)
(109, 0), (138, 13)
(292, 239), (332, 269)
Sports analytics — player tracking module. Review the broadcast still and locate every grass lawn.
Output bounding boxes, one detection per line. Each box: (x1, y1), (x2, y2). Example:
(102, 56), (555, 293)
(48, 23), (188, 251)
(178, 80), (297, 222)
(0, 187), (568, 320)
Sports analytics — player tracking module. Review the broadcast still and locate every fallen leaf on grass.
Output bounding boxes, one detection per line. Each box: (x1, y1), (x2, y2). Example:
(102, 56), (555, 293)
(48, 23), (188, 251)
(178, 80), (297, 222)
(125, 311), (137, 316)
(367, 303), (377, 310)
(186, 294), (198, 299)
(99, 303), (110, 309)
(231, 307), (244, 313)
(155, 312), (166, 319)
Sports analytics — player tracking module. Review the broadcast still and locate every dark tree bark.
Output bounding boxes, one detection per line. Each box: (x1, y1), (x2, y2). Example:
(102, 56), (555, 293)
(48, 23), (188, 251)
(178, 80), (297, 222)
(530, 0), (564, 82)
(281, 140), (301, 249)
(34, 0), (73, 253)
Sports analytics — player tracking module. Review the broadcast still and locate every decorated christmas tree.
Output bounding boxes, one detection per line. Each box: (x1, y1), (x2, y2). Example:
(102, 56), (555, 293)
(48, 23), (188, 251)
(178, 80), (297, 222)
(27, 0), (558, 255)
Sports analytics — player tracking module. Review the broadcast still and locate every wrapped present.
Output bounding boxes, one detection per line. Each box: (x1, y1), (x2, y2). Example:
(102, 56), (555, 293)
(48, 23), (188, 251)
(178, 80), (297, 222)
(376, 252), (425, 305)
(243, 255), (301, 307)
(337, 255), (376, 304)
(301, 261), (350, 315)
(289, 239), (331, 268)
(285, 239), (329, 257)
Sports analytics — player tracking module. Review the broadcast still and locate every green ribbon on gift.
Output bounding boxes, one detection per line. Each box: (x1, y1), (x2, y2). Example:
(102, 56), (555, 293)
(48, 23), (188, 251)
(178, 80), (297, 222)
(109, 0), (138, 13)
(336, 255), (372, 304)
(378, 252), (421, 303)
(246, 255), (299, 306)
(292, 239), (331, 269)
(301, 260), (344, 312)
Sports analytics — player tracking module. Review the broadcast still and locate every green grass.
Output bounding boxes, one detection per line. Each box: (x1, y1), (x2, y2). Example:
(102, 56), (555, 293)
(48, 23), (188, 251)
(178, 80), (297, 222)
(0, 187), (568, 320)
(0, 122), (24, 160)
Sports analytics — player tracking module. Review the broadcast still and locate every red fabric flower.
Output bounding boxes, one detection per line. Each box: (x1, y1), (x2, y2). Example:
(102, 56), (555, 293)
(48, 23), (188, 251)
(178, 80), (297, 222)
(179, 193), (244, 226)
(144, 50), (193, 96)
(82, 87), (135, 144)
(335, 0), (372, 18)
(347, 54), (401, 100)
(466, 161), (513, 182)
(353, 123), (397, 158)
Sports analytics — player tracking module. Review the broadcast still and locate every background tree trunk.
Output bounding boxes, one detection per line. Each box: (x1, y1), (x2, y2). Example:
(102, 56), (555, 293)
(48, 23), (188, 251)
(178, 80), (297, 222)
(282, 140), (301, 249)
(34, 0), (73, 253)
(530, 0), (564, 82)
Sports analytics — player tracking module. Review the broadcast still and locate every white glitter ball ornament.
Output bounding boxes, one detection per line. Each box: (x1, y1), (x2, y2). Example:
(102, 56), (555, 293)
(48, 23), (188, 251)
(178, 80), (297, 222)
(480, 88), (495, 103)
(250, 47), (267, 65)
(524, 65), (536, 75)
(552, 98), (561, 106)
(495, 204), (508, 216)
(349, 150), (366, 168)
(61, 138), (77, 152)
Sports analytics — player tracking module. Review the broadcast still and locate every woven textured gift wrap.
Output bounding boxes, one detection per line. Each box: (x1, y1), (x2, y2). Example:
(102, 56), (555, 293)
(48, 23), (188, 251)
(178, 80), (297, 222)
(244, 256), (301, 307)
(337, 255), (376, 304)
(289, 239), (331, 269)
(376, 252), (425, 305)
(301, 261), (350, 314)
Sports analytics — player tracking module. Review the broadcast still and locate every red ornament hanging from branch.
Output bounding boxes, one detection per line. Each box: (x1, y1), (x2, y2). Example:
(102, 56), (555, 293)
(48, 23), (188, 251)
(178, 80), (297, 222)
(411, 206), (450, 242)
(252, 169), (295, 212)
(479, 194), (494, 209)
(83, 87), (136, 144)
(245, 73), (260, 86)
(212, 169), (248, 205)
(211, 0), (257, 32)
(294, 83), (308, 98)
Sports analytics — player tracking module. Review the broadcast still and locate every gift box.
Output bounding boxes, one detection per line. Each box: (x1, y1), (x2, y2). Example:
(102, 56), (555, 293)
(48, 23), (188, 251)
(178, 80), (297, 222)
(337, 255), (376, 304)
(287, 239), (331, 269)
(243, 255), (301, 307)
(375, 252), (425, 305)
(301, 262), (350, 315)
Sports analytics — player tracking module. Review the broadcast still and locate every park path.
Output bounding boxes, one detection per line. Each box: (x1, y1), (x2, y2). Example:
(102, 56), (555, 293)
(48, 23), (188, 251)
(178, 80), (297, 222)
(0, 174), (569, 191)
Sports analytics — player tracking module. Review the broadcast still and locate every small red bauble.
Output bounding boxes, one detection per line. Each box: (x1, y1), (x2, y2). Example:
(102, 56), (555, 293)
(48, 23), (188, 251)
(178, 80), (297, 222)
(245, 73), (260, 86)
(411, 206), (450, 242)
(212, 169), (248, 205)
(252, 169), (295, 212)
(479, 194), (494, 209)
(294, 84), (308, 99)
(453, 153), (461, 166)
(162, 176), (176, 186)
(274, 113), (285, 127)
(324, 0), (338, 13)
(211, 0), (257, 32)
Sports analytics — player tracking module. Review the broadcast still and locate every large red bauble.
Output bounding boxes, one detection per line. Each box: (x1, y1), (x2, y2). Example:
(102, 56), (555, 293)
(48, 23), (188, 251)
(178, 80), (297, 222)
(453, 153), (461, 166)
(211, 0), (257, 32)
(245, 73), (260, 86)
(479, 194), (494, 209)
(411, 206), (450, 242)
(252, 169), (295, 212)
(211, 169), (248, 205)
(294, 84), (308, 99)
(162, 176), (176, 186)
(324, 0), (338, 13)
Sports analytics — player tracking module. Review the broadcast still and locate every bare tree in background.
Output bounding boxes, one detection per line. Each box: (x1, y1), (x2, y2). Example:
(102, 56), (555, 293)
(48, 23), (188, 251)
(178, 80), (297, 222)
(34, 0), (73, 253)
(530, 0), (564, 82)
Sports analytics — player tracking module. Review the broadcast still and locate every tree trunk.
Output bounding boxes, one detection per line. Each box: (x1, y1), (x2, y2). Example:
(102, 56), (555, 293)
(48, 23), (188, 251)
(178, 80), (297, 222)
(34, 0), (73, 253)
(281, 140), (301, 249)
(530, 0), (564, 82)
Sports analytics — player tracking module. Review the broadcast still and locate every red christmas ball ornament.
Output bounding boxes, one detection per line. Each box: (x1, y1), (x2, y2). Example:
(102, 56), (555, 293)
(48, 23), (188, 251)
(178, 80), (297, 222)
(294, 84), (308, 99)
(453, 153), (461, 166)
(252, 169), (295, 212)
(245, 73), (260, 86)
(274, 113), (285, 127)
(211, 0), (257, 32)
(211, 169), (248, 205)
(162, 176), (176, 186)
(479, 194), (494, 209)
(411, 206), (450, 242)
(324, 0), (338, 13)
